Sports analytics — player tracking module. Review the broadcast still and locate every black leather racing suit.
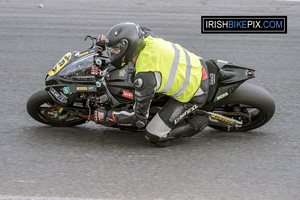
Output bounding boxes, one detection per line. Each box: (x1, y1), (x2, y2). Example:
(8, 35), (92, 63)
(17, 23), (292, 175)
(95, 27), (210, 143)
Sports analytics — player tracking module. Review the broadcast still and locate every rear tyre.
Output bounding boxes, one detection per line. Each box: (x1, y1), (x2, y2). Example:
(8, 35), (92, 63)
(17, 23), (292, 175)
(206, 83), (275, 132)
(27, 90), (87, 127)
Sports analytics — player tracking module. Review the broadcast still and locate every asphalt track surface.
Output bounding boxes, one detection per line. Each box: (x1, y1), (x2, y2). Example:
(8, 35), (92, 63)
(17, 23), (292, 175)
(1, 0), (300, 199)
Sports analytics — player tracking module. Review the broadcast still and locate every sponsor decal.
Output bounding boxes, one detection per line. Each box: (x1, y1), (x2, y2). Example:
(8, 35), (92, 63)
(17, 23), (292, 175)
(63, 86), (70, 95)
(122, 91), (134, 99)
(174, 105), (199, 124)
(211, 114), (234, 123)
(88, 86), (95, 91)
(202, 67), (208, 80)
(217, 92), (228, 101)
(119, 124), (132, 127)
(201, 16), (287, 34)
(119, 69), (126, 77)
(209, 73), (216, 85)
(50, 87), (67, 104)
(77, 51), (89, 57)
(217, 59), (229, 64)
(77, 87), (88, 91)
(48, 52), (72, 76)
(135, 90), (141, 97)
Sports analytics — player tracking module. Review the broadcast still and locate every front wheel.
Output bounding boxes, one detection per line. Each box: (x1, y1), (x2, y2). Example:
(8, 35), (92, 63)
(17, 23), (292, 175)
(26, 89), (87, 127)
(205, 83), (275, 132)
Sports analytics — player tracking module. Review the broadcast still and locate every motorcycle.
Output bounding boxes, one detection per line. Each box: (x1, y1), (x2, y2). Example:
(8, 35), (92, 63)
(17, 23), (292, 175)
(27, 35), (275, 135)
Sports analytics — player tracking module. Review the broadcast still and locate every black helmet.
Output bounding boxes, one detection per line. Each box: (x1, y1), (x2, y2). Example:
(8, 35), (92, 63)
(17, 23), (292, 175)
(106, 22), (145, 68)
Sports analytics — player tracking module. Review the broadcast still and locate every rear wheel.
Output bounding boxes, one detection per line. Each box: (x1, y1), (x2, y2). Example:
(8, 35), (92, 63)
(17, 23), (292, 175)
(206, 83), (275, 132)
(27, 90), (87, 127)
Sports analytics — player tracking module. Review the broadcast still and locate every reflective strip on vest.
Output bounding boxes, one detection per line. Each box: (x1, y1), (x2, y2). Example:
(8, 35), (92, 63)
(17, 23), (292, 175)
(160, 43), (180, 93)
(160, 43), (193, 98)
(170, 48), (192, 98)
(135, 36), (202, 103)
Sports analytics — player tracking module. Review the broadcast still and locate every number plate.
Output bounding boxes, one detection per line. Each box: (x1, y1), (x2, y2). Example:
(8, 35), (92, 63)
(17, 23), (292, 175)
(48, 52), (72, 76)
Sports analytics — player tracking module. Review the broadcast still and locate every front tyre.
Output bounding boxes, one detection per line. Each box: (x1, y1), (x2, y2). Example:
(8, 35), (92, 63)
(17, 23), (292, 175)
(206, 83), (275, 132)
(26, 89), (87, 127)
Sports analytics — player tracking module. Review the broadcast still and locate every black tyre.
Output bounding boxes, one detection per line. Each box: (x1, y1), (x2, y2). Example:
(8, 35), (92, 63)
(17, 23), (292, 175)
(26, 89), (87, 127)
(206, 83), (275, 132)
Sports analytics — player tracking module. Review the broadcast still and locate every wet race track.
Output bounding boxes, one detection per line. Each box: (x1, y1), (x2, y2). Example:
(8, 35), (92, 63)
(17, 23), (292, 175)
(1, 0), (300, 199)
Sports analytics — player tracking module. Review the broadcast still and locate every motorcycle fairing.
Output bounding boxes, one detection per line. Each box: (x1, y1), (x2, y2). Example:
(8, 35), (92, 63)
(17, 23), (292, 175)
(46, 83), (98, 106)
(207, 59), (255, 102)
(46, 50), (99, 85)
(48, 52), (72, 76)
(47, 86), (69, 105)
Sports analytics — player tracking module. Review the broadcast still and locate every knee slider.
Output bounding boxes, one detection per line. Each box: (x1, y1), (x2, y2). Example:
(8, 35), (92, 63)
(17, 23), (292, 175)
(145, 131), (171, 147)
(145, 131), (161, 144)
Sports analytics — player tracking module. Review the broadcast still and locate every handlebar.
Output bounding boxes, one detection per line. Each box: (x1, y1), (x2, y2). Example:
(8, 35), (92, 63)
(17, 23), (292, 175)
(84, 34), (109, 51)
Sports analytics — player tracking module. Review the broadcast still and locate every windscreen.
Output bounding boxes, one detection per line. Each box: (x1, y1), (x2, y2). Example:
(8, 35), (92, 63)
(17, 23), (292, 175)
(59, 55), (98, 80)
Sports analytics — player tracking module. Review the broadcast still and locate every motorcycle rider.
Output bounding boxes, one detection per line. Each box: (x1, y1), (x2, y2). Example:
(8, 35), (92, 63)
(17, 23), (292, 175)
(95, 22), (210, 146)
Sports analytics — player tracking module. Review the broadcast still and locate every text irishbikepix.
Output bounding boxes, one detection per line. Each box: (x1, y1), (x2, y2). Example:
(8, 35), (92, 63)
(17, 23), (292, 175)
(201, 16), (287, 34)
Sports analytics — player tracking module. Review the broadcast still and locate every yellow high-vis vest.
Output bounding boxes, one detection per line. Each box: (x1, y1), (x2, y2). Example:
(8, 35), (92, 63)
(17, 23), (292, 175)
(135, 36), (203, 103)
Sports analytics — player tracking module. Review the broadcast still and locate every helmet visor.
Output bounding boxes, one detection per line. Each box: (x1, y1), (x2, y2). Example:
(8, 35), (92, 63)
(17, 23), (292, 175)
(107, 39), (128, 63)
